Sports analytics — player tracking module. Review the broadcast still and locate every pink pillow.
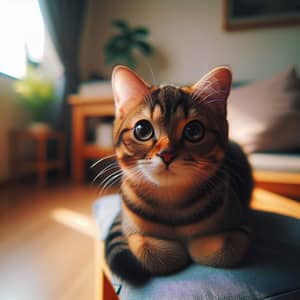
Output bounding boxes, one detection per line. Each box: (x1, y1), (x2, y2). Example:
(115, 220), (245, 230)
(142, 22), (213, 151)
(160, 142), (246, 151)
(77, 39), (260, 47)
(227, 66), (300, 153)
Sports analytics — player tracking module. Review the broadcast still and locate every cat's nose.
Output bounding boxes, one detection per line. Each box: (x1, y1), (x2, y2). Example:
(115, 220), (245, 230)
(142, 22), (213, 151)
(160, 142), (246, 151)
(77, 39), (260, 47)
(157, 150), (176, 166)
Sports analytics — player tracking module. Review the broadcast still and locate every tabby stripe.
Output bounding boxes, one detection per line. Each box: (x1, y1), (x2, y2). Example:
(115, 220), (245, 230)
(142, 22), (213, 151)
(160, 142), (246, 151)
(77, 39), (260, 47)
(235, 226), (252, 235)
(105, 214), (150, 285)
(128, 166), (225, 210)
(106, 239), (128, 255)
(150, 98), (164, 117)
(175, 90), (190, 117)
(115, 128), (131, 147)
(126, 182), (159, 208)
(105, 227), (123, 244)
(179, 166), (226, 208)
(122, 192), (224, 226)
(122, 193), (161, 223)
(164, 99), (173, 123)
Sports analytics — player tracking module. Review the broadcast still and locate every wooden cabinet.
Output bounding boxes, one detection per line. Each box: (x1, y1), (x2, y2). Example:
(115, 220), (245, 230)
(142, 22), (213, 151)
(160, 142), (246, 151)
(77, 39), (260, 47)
(10, 129), (65, 185)
(69, 95), (115, 183)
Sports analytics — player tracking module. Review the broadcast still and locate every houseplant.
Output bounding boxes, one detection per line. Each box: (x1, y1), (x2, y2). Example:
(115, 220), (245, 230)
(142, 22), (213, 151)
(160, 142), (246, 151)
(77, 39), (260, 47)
(14, 64), (55, 132)
(104, 19), (154, 68)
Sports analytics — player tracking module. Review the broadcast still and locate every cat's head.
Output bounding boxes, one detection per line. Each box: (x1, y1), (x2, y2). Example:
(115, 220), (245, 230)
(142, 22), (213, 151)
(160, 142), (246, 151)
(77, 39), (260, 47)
(112, 65), (231, 191)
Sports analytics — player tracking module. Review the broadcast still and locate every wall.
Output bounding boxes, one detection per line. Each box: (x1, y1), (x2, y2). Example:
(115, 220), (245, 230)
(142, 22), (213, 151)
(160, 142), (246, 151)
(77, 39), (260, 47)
(81, 0), (300, 84)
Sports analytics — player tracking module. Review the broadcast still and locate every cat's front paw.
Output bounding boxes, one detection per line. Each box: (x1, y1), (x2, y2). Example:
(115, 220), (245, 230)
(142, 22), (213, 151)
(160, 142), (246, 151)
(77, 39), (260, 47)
(188, 228), (250, 267)
(128, 233), (190, 275)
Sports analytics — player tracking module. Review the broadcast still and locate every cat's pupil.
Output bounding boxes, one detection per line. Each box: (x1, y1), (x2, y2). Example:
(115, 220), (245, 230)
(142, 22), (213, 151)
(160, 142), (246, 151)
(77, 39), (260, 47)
(134, 120), (154, 141)
(183, 120), (205, 143)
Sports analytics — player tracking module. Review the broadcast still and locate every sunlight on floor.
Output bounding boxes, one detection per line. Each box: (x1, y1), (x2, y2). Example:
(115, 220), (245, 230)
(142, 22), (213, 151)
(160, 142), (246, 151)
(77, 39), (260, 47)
(51, 208), (97, 238)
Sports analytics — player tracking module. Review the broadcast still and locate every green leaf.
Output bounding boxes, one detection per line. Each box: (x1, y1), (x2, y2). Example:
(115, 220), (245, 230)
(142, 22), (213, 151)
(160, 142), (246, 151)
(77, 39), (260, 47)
(134, 41), (153, 55)
(112, 19), (130, 32)
(132, 27), (150, 37)
(104, 19), (153, 68)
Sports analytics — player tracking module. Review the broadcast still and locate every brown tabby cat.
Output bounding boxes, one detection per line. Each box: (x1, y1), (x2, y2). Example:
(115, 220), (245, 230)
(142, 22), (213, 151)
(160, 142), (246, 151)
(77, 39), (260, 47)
(104, 65), (253, 285)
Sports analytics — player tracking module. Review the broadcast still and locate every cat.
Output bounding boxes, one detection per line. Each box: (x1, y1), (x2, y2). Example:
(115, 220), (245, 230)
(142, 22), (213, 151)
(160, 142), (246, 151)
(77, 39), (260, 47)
(104, 65), (253, 285)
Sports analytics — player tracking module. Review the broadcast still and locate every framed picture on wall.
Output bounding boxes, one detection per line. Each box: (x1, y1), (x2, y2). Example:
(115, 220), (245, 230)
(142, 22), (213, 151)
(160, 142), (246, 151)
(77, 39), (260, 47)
(223, 0), (300, 31)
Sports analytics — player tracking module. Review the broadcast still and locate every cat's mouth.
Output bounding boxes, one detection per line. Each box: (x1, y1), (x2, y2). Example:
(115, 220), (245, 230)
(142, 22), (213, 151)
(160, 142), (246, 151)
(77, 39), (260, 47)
(147, 165), (176, 176)
(156, 166), (176, 175)
(141, 160), (178, 183)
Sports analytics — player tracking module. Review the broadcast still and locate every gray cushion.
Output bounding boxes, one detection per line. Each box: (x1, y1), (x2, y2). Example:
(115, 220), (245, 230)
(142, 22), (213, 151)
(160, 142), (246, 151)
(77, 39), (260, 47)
(94, 195), (300, 300)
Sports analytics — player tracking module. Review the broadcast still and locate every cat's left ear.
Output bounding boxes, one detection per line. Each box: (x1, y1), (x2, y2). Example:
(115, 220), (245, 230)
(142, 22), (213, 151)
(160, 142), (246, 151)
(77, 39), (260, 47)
(112, 65), (151, 118)
(191, 66), (232, 115)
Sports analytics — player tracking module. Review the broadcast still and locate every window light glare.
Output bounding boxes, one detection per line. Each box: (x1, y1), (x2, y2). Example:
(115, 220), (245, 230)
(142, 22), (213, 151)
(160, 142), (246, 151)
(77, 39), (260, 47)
(0, 0), (45, 78)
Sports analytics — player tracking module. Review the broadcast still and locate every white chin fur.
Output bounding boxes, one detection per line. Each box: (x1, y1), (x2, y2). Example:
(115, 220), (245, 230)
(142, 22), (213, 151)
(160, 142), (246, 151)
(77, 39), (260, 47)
(137, 158), (190, 187)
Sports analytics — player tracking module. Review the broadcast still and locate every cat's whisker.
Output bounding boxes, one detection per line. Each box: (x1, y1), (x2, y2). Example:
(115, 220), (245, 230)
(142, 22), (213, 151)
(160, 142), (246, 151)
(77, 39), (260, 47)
(145, 60), (157, 86)
(202, 99), (225, 105)
(98, 170), (123, 195)
(90, 154), (116, 168)
(123, 167), (144, 181)
(92, 162), (120, 184)
(98, 169), (122, 187)
(100, 173), (122, 195)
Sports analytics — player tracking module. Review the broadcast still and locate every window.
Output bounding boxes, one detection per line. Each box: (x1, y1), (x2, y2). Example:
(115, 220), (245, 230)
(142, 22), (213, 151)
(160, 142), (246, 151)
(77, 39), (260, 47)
(0, 0), (45, 79)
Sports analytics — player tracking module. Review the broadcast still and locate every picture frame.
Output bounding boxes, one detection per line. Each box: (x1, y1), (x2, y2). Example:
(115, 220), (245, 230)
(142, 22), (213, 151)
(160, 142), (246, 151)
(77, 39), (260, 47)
(223, 0), (300, 31)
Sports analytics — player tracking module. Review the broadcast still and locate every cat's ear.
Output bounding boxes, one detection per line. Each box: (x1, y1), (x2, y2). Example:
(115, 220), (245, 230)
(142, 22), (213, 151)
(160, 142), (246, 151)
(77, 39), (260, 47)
(191, 66), (232, 115)
(112, 65), (151, 118)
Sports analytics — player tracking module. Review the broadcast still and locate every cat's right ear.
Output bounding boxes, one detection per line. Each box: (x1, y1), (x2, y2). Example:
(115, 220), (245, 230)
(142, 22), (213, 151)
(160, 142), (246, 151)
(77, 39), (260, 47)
(112, 65), (151, 118)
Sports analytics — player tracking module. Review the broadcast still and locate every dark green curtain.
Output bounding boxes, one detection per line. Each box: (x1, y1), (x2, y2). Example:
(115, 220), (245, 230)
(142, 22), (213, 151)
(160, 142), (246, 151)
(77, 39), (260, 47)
(38, 0), (86, 175)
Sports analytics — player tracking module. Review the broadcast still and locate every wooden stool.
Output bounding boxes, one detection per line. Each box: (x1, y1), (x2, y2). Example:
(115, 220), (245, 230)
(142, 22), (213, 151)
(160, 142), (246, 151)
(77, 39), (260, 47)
(10, 129), (65, 185)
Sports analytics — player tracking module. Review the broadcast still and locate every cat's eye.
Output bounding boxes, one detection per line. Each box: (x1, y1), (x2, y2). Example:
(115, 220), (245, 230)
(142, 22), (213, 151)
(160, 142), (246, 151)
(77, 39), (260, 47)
(183, 120), (205, 143)
(133, 120), (154, 141)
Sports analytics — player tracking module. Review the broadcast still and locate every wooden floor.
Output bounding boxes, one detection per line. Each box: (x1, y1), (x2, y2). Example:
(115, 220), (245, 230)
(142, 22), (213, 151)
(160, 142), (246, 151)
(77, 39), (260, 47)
(0, 183), (102, 300)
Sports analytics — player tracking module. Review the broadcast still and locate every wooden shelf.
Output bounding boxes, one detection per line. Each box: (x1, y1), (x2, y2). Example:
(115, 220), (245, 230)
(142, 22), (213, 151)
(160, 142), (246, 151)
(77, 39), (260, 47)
(69, 95), (115, 183)
(254, 170), (300, 184)
(10, 129), (65, 185)
(18, 161), (64, 171)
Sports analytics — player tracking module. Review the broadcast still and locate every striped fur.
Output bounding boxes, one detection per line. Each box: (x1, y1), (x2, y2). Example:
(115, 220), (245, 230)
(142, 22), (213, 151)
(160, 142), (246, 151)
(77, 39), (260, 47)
(105, 212), (150, 285)
(104, 66), (253, 285)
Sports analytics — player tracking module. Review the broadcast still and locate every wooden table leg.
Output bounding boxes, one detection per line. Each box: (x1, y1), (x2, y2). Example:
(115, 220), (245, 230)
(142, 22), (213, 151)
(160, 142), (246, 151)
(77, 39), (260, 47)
(72, 107), (85, 183)
(58, 134), (66, 181)
(9, 131), (18, 182)
(36, 136), (47, 185)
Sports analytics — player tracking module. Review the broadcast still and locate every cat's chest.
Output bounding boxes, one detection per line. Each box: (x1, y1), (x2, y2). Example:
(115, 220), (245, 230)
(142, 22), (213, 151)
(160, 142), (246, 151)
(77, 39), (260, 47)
(121, 187), (239, 241)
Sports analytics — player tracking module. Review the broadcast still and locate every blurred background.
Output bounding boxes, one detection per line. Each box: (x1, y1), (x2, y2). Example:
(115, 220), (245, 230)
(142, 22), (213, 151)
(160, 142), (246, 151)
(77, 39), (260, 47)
(0, 0), (300, 299)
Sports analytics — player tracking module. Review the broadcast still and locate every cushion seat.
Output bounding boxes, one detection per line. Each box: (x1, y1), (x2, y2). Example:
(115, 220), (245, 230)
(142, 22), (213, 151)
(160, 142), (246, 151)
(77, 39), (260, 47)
(94, 194), (300, 300)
